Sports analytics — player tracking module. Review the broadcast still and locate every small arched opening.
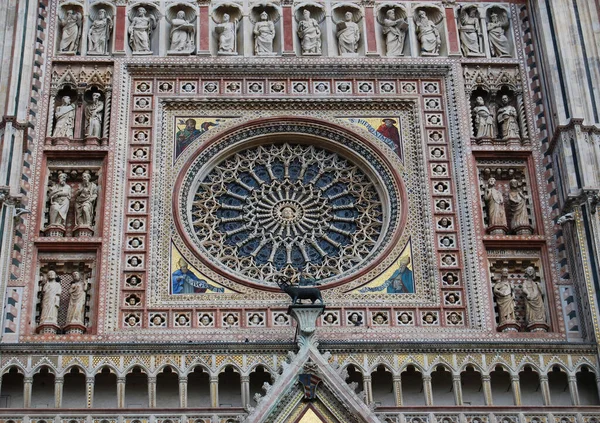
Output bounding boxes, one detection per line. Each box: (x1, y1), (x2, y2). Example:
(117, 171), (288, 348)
(94, 367), (117, 408)
(548, 365), (571, 405)
(62, 367), (86, 408)
(156, 366), (180, 408)
(188, 366), (210, 407)
(0, 367), (24, 408)
(371, 365), (394, 406)
(31, 366), (55, 408)
(125, 366), (148, 408)
(401, 365), (425, 405)
(519, 365), (543, 405)
(431, 365), (454, 405)
(576, 365), (600, 405)
(345, 365), (364, 394)
(490, 365), (514, 405)
(249, 366), (272, 405)
(460, 365), (484, 405)
(218, 366), (242, 407)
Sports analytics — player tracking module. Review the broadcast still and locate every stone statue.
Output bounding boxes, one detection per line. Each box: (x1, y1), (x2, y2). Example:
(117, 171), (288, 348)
(415, 10), (441, 56)
(88, 9), (113, 55)
(488, 12), (511, 57)
(459, 8), (482, 56)
(483, 177), (507, 233)
(74, 171), (98, 228)
(508, 179), (531, 233)
(297, 9), (322, 55)
(52, 96), (76, 139)
(48, 173), (72, 227)
(253, 11), (275, 55)
(493, 268), (516, 327)
(169, 10), (195, 53)
(473, 96), (495, 139)
(216, 13), (238, 54)
(336, 11), (360, 55)
(497, 95), (520, 140)
(59, 10), (82, 53)
(522, 266), (546, 326)
(128, 7), (157, 53)
(65, 271), (89, 327)
(85, 93), (104, 138)
(381, 9), (408, 57)
(39, 270), (62, 326)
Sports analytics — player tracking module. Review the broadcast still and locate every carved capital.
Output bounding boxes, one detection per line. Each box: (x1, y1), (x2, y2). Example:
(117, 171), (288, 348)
(287, 304), (325, 350)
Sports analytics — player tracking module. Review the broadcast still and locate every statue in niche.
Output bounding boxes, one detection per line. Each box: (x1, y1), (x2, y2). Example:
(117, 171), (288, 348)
(48, 173), (72, 227)
(74, 171), (98, 228)
(297, 9), (322, 55)
(473, 96), (495, 139)
(483, 177), (507, 233)
(39, 270), (62, 326)
(215, 13), (239, 54)
(52, 96), (76, 139)
(128, 7), (157, 54)
(492, 268), (516, 327)
(253, 11), (275, 55)
(58, 9), (82, 53)
(508, 178), (532, 234)
(497, 94), (520, 140)
(380, 9), (408, 57)
(522, 266), (547, 326)
(336, 11), (360, 55)
(88, 9), (113, 55)
(458, 8), (482, 56)
(415, 10), (441, 56)
(488, 12), (511, 57)
(168, 10), (195, 53)
(85, 92), (104, 138)
(65, 271), (89, 327)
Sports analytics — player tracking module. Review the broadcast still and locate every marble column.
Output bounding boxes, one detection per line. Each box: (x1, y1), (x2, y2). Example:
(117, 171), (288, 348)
(481, 375), (493, 405)
(179, 376), (188, 408)
(210, 375), (219, 407)
(362, 375), (373, 404)
(422, 374), (433, 406)
(392, 375), (402, 406)
(568, 374), (580, 405)
(117, 376), (126, 408)
(148, 376), (157, 407)
(539, 374), (551, 406)
(54, 376), (64, 408)
(510, 375), (521, 405)
(23, 376), (32, 408)
(241, 375), (250, 407)
(86, 376), (95, 408)
(452, 374), (463, 405)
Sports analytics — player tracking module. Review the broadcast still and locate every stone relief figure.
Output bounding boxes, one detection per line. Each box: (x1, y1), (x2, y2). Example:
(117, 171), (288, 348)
(483, 177), (507, 233)
(59, 9), (82, 54)
(297, 9), (322, 55)
(253, 11), (275, 55)
(488, 12), (511, 57)
(336, 11), (360, 55)
(74, 171), (98, 228)
(39, 270), (62, 326)
(88, 8), (113, 55)
(379, 8), (408, 57)
(493, 268), (516, 327)
(522, 266), (547, 326)
(128, 7), (157, 54)
(216, 13), (239, 54)
(459, 8), (482, 57)
(65, 271), (89, 327)
(85, 92), (104, 138)
(48, 173), (72, 227)
(168, 9), (196, 53)
(508, 178), (531, 233)
(415, 9), (441, 56)
(473, 96), (495, 139)
(53, 96), (76, 139)
(497, 94), (520, 140)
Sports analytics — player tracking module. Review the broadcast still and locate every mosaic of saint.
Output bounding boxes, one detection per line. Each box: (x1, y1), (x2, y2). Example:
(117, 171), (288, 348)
(343, 117), (402, 158)
(174, 117), (227, 159)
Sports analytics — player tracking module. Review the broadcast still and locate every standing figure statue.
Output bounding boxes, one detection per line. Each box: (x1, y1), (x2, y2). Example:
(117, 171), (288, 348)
(53, 96), (76, 139)
(169, 10), (195, 53)
(488, 12), (511, 57)
(459, 8), (482, 56)
(415, 10), (441, 56)
(128, 7), (157, 53)
(216, 13), (239, 54)
(522, 266), (547, 327)
(39, 270), (62, 327)
(48, 173), (72, 227)
(493, 268), (516, 328)
(473, 96), (495, 139)
(497, 95), (520, 140)
(297, 9), (322, 55)
(483, 177), (507, 233)
(65, 271), (89, 327)
(336, 11), (360, 55)
(59, 10), (82, 53)
(85, 93), (104, 138)
(508, 179), (531, 233)
(88, 9), (113, 55)
(381, 9), (408, 57)
(74, 171), (98, 228)
(253, 11), (275, 55)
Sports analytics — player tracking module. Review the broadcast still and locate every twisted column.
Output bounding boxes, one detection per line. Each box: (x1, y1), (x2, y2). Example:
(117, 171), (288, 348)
(54, 376), (64, 408)
(86, 376), (95, 408)
(481, 375), (493, 405)
(392, 375), (402, 406)
(422, 374), (433, 406)
(148, 376), (157, 407)
(510, 375), (521, 406)
(452, 374), (463, 405)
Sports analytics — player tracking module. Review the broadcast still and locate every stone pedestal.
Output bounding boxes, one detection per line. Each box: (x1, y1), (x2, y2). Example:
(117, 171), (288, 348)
(44, 225), (66, 237)
(74, 226), (94, 237)
(497, 322), (520, 332)
(287, 304), (325, 349)
(487, 225), (508, 235)
(513, 225), (534, 235)
(37, 323), (60, 334)
(64, 323), (86, 334)
(528, 322), (549, 332)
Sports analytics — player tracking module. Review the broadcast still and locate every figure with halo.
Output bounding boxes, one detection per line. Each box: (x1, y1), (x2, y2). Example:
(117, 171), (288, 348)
(336, 11), (360, 55)
(488, 11), (511, 57)
(215, 12), (239, 55)
(297, 9), (322, 55)
(379, 8), (408, 57)
(128, 6), (157, 54)
(253, 11), (276, 55)
(59, 9), (82, 54)
(168, 9), (196, 54)
(88, 8), (113, 55)
(415, 9), (441, 56)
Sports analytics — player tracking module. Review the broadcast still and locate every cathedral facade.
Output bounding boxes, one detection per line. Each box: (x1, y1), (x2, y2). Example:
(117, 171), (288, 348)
(0, 0), (599, 421)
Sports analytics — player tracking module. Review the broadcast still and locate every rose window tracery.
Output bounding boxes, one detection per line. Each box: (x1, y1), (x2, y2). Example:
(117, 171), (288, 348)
(190, 143), (385, 282)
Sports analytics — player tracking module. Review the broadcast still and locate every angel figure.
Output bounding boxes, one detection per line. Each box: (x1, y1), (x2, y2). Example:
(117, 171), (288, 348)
(215, 13), (239, 54)
(378, 8), (408, 57)
(459, 7), (483, 57)
(59, 9), (82, 53)
(297, 9), (322, 55)
(88, 8), (113, 55)
(128, 7), (157, 54)
(253, 11), (276, 55)
(168, 9), (196, 53)
(336, 11), (360, 55)
(488, 11), (511, 57)
(415, 9), (441, 56)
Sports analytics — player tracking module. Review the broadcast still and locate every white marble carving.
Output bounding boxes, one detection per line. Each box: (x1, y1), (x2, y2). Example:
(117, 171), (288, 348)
(336, 11), (360, 55)
(488, 11), (511, 57)
(168, 9), (196, 54)
(128, 6), (157, 54)
(52, 96), (76, 139)
(253, 11), (276, 56)
(88, 8), (113, 55)
(58, 9), (82, 54)
(415, 9), (441, 56)
(85, 93), (104, 138)
(74, 171), (98, 228)
(497, 94), (520, 140)
(459, 7), (483, 57)
(39, 270), (62, 327)
(378, 8), (408, 57)
(48, 173), (72, 227)
(297, 9), (322, 55)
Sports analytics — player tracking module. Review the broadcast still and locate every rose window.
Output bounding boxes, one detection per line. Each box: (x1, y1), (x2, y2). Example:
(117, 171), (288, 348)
(189, 143), (385, 282)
